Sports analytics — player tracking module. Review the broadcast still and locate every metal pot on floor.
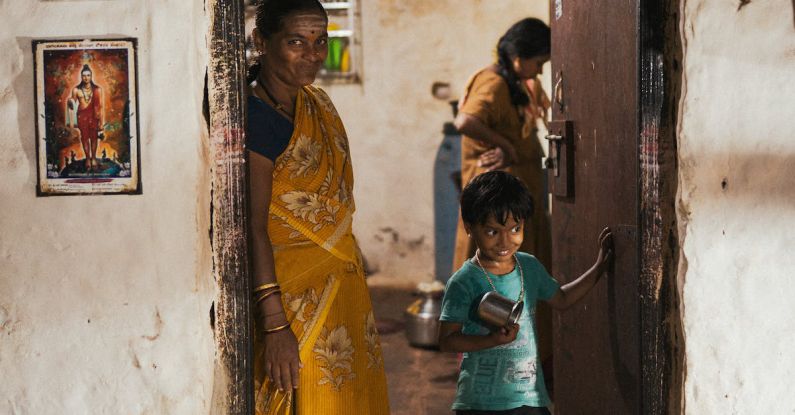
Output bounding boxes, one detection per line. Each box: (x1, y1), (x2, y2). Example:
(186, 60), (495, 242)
(404, 281), (445, 348)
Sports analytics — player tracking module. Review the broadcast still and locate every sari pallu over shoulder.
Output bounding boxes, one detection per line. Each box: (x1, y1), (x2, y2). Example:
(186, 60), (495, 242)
(268, 85), (358, 264)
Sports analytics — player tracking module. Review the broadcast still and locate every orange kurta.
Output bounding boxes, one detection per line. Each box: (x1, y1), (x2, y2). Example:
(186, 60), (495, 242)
(452, 69), (554, 362)
(254, 85), (389, 415)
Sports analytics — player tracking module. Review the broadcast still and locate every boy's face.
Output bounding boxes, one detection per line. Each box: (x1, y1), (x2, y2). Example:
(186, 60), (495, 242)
(466, 214), (524, 265)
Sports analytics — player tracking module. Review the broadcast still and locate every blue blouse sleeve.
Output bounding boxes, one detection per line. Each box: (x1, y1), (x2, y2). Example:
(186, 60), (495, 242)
(246, 95), (293, 162)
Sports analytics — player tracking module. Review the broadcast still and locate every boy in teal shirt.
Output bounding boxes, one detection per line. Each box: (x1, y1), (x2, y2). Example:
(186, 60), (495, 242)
(438, 171), (613, 414)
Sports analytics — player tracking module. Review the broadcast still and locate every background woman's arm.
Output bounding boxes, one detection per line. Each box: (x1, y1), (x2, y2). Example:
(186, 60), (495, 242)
(453, 113), (518, 170)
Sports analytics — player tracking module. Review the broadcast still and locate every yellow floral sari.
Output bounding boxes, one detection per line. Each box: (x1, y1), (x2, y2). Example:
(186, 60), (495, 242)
(253, 85), (390, 415)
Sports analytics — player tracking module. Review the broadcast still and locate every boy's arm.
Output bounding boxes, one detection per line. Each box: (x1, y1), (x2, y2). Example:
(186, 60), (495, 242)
(546, 227), (613, 310)
(438, 321), (519, 353)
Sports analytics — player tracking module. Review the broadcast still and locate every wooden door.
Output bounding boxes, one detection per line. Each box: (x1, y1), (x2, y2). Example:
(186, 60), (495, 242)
(548, 1), (679, 414)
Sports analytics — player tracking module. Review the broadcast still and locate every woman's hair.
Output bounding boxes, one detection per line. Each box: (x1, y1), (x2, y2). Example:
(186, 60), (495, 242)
(247, 0), (327, 83)
(460, 171), (534, 226)
(496, 17), (551, 107)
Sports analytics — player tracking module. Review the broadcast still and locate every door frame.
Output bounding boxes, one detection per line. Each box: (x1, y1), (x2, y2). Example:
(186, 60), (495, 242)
(637, 1), (684, 413)
(207, 0), (253, 413)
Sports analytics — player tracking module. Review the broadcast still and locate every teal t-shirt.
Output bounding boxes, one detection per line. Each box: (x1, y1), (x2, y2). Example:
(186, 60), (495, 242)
(439, 252), (560, 411)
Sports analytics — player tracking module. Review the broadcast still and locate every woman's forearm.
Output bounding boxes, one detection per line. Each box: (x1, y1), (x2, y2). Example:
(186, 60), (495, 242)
(454, 113), (512, 150)
(250, 228), (284, 317)
(248, 151), (286, 321)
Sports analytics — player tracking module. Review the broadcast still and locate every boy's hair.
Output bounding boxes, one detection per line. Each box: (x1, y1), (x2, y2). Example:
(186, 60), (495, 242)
(460, 171), (534, 226)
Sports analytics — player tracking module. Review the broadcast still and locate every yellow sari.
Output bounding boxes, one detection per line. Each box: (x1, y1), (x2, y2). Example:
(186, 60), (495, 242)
(253, 85), (390, 415)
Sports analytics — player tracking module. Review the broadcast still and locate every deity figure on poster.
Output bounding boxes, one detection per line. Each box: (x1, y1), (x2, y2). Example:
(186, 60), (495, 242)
(67, 64), (105, 172)
(34, 38), (141, 195)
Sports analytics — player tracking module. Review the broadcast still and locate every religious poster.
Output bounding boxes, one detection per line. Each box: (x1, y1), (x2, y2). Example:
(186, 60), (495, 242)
(33, 38), (141, 195)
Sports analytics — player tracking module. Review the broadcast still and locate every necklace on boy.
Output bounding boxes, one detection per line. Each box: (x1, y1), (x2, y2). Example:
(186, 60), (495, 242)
(474, 250), (525, 304)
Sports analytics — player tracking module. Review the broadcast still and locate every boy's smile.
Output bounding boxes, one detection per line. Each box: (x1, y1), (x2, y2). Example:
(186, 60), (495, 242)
(466, 214), (525, 274)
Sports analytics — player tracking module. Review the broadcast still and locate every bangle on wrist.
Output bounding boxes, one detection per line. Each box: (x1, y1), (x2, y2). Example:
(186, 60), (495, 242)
(255, 288), (281, 305)
(262, 322), (291, 334)
(253, 282), (279, 294)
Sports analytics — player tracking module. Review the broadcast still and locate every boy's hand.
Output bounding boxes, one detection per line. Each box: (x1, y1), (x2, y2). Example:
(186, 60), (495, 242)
(595, 227), (614, 274)
(489, 323), (519, 346)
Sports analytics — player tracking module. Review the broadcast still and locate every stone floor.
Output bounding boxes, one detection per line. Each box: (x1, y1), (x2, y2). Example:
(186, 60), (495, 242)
(367, 278), (459, 415)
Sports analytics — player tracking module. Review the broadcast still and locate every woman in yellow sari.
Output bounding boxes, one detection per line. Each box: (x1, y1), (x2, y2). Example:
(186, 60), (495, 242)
(246, 1), (389, 414)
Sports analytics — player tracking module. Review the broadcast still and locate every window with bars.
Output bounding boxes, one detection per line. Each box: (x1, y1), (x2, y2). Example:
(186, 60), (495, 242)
(319, 0), (360, 82)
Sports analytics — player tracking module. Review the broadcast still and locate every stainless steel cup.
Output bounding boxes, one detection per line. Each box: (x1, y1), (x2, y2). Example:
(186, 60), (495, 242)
(477, 291), (524, 327)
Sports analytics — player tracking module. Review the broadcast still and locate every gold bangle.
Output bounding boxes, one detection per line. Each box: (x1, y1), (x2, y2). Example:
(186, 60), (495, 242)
(262, 322), (291, 334)
(253, 282), (280, 294)
(255, 288), (281, 305)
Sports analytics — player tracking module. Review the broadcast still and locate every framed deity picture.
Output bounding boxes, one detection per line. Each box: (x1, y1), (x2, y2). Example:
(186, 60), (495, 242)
(33, 38), (142, 195)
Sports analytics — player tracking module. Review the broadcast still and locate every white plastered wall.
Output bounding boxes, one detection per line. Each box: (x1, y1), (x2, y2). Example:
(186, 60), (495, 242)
(0, 2), (214, 414)
(678, 1), (795, 413)
(323, 0), (550, 282)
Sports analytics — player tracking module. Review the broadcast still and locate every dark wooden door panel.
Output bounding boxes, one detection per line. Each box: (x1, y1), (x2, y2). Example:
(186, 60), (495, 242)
(550, 1), (640, 413)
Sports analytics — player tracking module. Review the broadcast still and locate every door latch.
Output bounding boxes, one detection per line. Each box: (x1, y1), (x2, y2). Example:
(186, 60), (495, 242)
(544, 120), (574, 197)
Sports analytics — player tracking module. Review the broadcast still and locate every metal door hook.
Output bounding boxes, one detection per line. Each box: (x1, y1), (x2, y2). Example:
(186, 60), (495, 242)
(553, 72), (564, 111)
(544, 121), (573, 197)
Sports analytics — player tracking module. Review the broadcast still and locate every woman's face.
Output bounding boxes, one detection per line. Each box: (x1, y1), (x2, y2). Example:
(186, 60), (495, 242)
(256, 11), (328, 89)
(81, 71), (92, 85)
(511, 54), (550, 80)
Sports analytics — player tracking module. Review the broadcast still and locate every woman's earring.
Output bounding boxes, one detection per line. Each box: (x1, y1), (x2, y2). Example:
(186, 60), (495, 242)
(245, 36), (261, 63)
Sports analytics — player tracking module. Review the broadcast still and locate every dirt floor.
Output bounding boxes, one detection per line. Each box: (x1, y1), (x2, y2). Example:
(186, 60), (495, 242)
(367, 277), (459, 415)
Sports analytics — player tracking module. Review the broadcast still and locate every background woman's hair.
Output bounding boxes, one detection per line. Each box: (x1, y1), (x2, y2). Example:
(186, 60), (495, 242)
(460, 170), (534, 226)
(247, 0), (327, 83)
(495, 17), (551, 107)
